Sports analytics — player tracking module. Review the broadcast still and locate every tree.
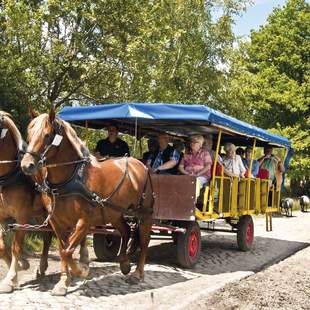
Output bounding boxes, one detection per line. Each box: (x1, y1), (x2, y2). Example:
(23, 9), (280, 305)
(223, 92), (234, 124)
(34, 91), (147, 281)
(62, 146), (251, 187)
(225, 0), (310, 194)
(0, 0), (249, 133)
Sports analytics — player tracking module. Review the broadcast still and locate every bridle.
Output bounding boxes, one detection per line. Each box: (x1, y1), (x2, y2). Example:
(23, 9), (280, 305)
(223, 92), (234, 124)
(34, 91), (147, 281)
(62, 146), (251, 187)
(25, 118), (64, 168)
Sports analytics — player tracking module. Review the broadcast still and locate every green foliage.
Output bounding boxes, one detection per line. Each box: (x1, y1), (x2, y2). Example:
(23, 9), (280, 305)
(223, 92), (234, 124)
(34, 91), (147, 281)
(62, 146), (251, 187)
(0, 0), (249, 133)
(225, 0), (309, 179)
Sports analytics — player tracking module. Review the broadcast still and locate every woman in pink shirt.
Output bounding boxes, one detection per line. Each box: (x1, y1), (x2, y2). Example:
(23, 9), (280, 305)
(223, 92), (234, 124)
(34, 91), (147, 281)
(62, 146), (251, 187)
(179, 135), (212, 189)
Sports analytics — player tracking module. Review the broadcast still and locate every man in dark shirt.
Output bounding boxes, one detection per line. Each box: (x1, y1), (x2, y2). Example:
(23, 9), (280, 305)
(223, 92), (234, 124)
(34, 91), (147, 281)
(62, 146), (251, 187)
(95, 124), (130, 158)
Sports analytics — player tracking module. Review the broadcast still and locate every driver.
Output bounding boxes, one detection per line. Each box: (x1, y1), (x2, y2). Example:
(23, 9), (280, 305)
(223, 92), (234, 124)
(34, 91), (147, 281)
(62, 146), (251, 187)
(95, 124), (130, 158)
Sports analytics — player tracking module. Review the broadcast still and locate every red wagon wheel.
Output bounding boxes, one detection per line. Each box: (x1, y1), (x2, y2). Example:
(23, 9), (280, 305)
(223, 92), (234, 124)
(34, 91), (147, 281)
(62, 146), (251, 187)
(176, 221), (201, 268)
(237, 215), (254, 252)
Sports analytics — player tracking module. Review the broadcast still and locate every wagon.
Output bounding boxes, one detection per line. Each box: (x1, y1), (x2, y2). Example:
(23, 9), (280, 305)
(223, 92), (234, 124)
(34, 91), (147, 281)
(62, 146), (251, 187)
(58, 103), (293, 268)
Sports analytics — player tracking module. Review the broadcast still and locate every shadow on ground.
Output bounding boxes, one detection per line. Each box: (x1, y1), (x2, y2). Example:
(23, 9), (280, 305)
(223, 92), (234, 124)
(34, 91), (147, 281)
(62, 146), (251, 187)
(16, 233), (309, 298)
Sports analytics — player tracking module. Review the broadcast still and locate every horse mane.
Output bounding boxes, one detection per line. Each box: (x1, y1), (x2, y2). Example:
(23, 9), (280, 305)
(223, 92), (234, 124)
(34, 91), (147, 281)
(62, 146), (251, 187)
(60, 118), (89, 158)
(28, 114), (89, 159)
(0, 111), (24, 151)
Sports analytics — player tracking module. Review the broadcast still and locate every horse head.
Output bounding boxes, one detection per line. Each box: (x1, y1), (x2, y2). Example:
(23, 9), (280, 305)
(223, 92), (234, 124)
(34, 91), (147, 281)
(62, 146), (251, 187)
(21, 104), (87, 175)
(0, 112), (24, 155)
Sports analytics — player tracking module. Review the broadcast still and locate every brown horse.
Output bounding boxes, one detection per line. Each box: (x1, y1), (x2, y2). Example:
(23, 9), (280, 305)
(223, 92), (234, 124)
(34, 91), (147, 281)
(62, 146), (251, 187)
(0, 112), (53, 293)
(21, 107), (153, 296)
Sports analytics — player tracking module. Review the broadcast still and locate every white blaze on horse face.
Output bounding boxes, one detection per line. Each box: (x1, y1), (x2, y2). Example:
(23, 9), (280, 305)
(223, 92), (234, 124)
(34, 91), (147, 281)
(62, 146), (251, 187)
(52, 134), (63, 146)
(0, 129), (8, 139)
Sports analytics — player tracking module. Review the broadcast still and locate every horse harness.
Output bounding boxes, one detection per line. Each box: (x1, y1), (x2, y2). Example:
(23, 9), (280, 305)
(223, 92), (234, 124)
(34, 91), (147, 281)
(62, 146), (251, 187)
(0, 116), (31, 193)
(35, 156), (154, 219)
(23, 117), (153, 220)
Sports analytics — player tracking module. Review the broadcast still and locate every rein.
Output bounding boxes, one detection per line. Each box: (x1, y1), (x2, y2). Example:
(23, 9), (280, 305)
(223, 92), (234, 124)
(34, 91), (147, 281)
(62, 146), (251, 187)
(44, 159), (89, 169)
(0, 159), (19, 165)
(24, 117), (153, 225)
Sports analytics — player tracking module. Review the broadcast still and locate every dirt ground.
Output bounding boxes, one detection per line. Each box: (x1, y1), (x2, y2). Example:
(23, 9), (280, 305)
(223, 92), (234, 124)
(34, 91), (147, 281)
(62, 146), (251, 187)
(195, 245), (310, 310)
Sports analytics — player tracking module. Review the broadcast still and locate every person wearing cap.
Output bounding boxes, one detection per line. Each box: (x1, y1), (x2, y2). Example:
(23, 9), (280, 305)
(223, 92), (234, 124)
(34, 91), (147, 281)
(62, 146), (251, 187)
(258, 145), (285, 190)
(147, 133), (180, 174)
(178, 135), (212, 188)
(243, 146), (259, 178)
(222, 143), (246, 178)
(95, 124), (130, 158)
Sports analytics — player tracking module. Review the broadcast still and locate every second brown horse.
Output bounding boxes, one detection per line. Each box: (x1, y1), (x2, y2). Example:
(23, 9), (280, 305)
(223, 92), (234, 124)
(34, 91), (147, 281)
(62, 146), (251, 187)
(21, 107), (153, 296)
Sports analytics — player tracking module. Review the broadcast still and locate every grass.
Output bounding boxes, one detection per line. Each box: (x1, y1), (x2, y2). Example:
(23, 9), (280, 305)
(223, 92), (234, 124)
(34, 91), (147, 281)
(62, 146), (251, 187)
(4, 231), (58, 255)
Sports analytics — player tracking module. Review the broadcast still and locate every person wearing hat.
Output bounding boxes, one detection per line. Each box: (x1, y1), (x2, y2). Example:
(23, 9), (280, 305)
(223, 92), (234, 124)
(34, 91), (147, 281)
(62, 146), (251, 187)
(178, 135), (212, 189)
(95, 124), (130, 158)
(258, 145), (285, 190)
(222, 142), (246, 178)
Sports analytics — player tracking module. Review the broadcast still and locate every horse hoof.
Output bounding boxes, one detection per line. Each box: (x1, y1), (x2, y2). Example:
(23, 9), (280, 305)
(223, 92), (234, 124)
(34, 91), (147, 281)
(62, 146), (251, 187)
(0, 282), (14, 294)
(51, 285), (68, 296)
(35, 267), (45, 280)
(18, 258), (30, 271)
(120, 261), (131, 275)
(125, 275), (141, 285)
(80, 264), (90, 278)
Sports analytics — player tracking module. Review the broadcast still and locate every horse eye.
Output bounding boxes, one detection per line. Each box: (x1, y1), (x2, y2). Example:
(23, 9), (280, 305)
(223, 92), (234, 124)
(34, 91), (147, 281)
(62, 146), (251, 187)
(44, 133), (51, 140)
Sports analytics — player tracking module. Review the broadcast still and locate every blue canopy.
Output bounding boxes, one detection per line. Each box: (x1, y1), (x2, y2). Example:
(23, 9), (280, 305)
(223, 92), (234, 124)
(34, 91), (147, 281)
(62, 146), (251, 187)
(59, 103), (291, 148)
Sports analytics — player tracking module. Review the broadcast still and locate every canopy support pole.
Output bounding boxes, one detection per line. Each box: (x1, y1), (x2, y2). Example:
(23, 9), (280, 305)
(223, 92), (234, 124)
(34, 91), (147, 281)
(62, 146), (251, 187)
(247, 138), (256, 211)
(208, 129), (222, 215)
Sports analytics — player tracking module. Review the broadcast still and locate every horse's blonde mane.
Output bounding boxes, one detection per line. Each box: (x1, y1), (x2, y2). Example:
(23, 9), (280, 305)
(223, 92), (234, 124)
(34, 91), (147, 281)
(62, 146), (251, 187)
(0, 111), (24, 150)
(29, 113), (87, 158)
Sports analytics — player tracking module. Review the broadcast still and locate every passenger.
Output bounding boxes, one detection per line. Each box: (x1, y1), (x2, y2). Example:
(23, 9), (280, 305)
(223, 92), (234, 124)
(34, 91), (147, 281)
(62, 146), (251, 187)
(203, 133), (223, 163)
(173, 140), (185, 170)
(258, 145), (285, 190)
(178, 135), (212, 189)
(141, 138), (158, 164)
(222, 143), (246, 178)
(95, 124), (130, 158)
(243, 146), (259, 178)
(147, 133), (180, 175)
(236, 147), (245, 158)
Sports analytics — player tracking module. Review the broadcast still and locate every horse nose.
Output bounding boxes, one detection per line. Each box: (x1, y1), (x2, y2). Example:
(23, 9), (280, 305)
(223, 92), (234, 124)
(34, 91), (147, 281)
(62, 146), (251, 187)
(22, 162), (36, 175)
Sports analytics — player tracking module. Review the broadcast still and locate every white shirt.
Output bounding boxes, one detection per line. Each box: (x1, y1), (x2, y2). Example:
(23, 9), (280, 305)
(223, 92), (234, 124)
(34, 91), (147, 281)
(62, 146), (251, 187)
(223, 154), (246, 177)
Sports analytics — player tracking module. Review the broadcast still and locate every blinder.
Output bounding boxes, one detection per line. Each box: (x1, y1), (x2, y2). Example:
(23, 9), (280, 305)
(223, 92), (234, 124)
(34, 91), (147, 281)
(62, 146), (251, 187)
(0, 116), (8, 139)
(26, 118), (64, 167)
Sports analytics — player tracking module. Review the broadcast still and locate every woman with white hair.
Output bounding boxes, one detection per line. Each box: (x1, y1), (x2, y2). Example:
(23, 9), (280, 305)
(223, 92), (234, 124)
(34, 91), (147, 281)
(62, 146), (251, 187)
(223, 142), (246, 178)
(179, 135), (212, 188)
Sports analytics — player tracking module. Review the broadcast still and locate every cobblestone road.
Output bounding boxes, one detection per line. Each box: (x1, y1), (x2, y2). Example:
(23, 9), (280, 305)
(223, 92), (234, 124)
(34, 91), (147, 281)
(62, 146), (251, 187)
(0, 211), (309, 310)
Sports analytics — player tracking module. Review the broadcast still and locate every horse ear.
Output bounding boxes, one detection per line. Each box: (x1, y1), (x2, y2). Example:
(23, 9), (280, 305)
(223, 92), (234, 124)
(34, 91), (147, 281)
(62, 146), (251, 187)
(28, 105), (39, 119)
(49, 101), (62, 122)
(49, 103), (56, 122)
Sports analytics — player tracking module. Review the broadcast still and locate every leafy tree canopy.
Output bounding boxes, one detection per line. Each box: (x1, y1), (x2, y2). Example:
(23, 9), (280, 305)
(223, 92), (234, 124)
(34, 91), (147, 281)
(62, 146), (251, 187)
(224, 0), (309, 180)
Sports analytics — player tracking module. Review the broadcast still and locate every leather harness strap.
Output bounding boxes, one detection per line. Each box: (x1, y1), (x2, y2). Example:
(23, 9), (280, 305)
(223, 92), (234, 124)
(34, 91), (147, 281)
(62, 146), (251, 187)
(0, 152), (33, 193)
(36, 157), (153, 218)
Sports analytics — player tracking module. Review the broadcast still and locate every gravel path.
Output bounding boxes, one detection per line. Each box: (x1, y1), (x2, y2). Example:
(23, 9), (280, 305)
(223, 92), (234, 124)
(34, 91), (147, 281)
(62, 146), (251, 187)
(0, 211), (309, 309)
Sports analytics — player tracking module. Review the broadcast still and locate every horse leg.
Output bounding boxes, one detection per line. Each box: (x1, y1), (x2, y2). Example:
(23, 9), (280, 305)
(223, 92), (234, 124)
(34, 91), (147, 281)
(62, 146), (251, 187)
(0, 225), (11, 268)
(113, 218), (131, 275)
(61, 219), (90, 278)
(79, 237), (89, 265)
(48, 220), (71, 296)
(36, 231), (53, 279)
(127, 216), (152, 284)
(51, 241), (71, 296)
(0, 230), (25, 293)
